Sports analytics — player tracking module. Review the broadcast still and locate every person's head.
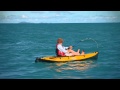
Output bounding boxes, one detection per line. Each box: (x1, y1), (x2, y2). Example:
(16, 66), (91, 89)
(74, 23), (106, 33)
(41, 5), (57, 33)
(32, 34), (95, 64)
(57, 38), (64, 44)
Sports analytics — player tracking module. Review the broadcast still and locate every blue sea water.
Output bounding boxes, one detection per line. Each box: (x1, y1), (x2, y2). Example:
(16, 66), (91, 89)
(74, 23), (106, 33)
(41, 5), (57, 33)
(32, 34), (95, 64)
(0, 23), (120, 79)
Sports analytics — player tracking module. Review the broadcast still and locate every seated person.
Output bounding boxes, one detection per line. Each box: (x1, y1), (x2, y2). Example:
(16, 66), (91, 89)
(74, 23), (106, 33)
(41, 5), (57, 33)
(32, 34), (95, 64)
(56, 38), (85, 56)
(56, 38), (69, 56)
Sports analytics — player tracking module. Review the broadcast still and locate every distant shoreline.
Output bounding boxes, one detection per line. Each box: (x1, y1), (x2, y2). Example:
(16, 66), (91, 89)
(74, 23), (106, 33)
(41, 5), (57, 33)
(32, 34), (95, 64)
(0, 22), (120, 24)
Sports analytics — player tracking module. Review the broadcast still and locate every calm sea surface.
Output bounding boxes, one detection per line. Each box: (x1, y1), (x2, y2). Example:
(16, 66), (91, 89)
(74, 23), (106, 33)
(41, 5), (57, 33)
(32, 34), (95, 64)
(0, 23), (120, 79)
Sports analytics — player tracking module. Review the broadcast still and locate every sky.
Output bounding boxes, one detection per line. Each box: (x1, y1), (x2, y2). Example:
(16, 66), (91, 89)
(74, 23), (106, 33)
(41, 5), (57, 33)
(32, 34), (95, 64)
(0, 11), (120, 23)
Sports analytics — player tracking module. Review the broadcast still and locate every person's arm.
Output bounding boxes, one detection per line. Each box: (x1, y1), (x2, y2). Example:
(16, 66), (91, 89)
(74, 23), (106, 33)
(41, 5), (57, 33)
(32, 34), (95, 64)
(57, 44), (68, 53)
(63, 46), (68, 50)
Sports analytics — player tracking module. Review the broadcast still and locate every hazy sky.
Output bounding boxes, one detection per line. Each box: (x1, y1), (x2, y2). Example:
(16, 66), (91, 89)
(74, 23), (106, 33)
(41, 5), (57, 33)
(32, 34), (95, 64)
(0, 11), (120, 23)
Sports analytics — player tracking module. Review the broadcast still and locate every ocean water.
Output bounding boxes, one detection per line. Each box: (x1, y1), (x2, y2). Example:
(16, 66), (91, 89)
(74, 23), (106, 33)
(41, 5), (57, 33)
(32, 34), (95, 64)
(0, 23), (120, 79)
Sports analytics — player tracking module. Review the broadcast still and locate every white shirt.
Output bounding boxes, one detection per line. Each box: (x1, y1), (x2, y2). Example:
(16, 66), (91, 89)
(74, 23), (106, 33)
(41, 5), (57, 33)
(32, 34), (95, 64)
(57, 44), (68, 53)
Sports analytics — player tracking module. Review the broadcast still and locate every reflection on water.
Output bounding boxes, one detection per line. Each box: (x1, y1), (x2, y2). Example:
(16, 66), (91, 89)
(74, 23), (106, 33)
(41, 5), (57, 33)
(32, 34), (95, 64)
(49, 59), (97, 72)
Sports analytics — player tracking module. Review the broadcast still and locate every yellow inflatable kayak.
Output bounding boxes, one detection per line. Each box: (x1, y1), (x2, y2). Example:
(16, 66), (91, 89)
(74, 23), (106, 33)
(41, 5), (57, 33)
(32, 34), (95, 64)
(35, 51), (98, 62)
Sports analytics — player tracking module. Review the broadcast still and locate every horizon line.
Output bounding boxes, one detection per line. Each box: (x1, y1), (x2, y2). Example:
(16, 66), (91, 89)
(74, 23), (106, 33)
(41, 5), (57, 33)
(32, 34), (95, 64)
(0, 21), (120, 23)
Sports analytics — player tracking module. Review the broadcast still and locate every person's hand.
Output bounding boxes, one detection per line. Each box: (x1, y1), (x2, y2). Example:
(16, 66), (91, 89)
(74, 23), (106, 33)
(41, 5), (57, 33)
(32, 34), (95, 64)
(69, 46), (73, 49)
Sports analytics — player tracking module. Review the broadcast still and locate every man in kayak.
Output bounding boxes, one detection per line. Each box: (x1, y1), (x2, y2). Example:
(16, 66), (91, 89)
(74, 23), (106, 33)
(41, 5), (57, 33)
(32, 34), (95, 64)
(56, 38), (81, 56)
